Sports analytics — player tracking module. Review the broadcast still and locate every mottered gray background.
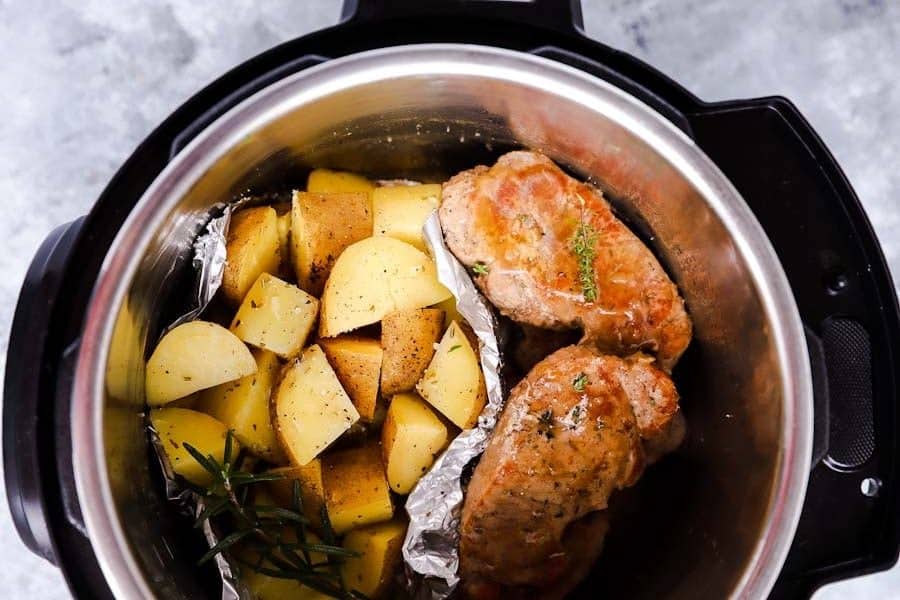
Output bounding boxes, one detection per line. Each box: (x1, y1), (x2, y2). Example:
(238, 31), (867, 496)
(0, 1), (897, 598)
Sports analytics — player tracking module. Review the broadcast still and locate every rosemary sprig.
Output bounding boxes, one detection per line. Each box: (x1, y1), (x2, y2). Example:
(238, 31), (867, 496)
(183, 431), (366, 599)
(572, 220), (598, 303)
(472, 262), (489, 276)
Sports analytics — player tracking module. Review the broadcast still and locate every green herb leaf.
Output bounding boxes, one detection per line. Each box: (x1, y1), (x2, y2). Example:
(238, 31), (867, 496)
(198, 528), (254, 565)
(181, 442), (220, 478)
(572, 372), (589, 392)
(471, 262), (489, 276)
(448, 344), (462, 353)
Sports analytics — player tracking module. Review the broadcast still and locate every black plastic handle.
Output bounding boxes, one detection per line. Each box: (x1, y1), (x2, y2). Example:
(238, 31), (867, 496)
(4, 217), (85, 564)
(683, 98), (900, 597)
(341, 0), (584, 35)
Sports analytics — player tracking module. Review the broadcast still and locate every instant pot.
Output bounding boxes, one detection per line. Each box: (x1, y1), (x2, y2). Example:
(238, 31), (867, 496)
(5, 1), (899, 598)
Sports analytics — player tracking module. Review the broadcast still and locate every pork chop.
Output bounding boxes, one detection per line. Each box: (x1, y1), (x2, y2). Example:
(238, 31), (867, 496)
(439, 151), (692, 371)
(459, 345), (682, 597)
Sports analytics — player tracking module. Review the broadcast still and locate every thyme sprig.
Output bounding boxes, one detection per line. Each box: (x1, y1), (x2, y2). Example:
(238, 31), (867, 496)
(183, 431), (366, 599)
(571, 193), (598, 303)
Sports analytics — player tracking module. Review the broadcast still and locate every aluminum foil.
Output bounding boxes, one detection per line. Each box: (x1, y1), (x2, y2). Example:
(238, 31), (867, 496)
(147, 425), (245, 600)
(166, 196), (256, 333)
(149, 197), (251, 600)
(402, 213), (506, 600)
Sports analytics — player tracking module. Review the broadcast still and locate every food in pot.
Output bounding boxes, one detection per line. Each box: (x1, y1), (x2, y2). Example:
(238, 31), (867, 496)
(145, 151), (690, 598)
(459, 346), (682, 598)
(440, 150), (692, 371)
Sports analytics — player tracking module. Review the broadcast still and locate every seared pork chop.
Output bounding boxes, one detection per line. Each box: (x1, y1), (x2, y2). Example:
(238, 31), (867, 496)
(459, 345), (681, 598)
(439, 151), (692, 371)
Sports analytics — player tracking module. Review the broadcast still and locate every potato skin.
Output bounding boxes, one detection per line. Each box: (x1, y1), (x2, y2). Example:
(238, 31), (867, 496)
(222, 206), (281, 304)
(291, 191), (372, 296)
(319, 336), (383, 422)
(380, 308), (444, 395)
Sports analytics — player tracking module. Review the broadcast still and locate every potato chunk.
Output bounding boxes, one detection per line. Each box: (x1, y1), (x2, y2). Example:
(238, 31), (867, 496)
(323, 443), (393, 534)
(221, 206), (281, 304)
(320, 237), (452, 337)
(241, 529), (331, 600)
(416, 321), (486, 429)
(372, 184), (441, 251)
(265, 460), (326, 526)
(230, 273), (318, 358)
(149, 408), (236, 486)
(145, 321), (256, 406)
(291, 191), (372, 295)
(432, 296), (463, 331)
(382, 393), (449, 494)
(380, 308), (443, 395)
(319, 336), (383, 422)
(196, 349), (284, 463)
(276, 210), (292, 277)
(307, 168), (375, 195)
(341, 520), (407, 599)
(273, 345), (360, 466)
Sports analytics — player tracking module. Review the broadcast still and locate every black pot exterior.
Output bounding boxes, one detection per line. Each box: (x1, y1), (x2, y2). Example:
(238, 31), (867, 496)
(5, 2), (898, 598)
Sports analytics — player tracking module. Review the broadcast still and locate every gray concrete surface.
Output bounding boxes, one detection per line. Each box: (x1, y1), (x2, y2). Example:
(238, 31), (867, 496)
(0, 1), (896, 598)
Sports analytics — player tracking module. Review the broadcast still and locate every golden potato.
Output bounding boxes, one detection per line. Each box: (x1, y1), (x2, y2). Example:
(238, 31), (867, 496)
(323, 443), (393, 534)
(382, 393), (449, 494)
(291, 191), (372, 295)
(416, 321), (486, 429)
(276, 210), (292, 278)
(222, 206), (281, 304)
(265, 460), (326, 527)
(145, 321), (256, 406)
(319, 336), (383, 422)
(273, 345), (360, 466)
(319, 237), (452, 337)
(372, 184), (441, 251)
(196, 349), (284, 463)
(241, 529), (331, 600)
(380, 308), (443, 395)
(149, 407), (236, 486)
(432, 295), (463, 331)
(230, 273), (318, 358)
(341, 520), (407, 599)
(307, 168), (375, 195)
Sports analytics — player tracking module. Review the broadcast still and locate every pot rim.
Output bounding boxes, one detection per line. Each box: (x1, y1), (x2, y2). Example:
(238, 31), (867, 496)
(71, 43), (813, 599)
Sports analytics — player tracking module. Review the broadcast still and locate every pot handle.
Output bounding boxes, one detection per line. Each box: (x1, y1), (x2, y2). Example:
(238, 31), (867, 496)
(684, 98), (900, 597)
(340, 0), (584, 35)
(3, 217), (85, 563)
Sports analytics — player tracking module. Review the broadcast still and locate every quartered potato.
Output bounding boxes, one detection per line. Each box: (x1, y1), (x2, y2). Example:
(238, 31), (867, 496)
(273, 345), (360, 466)
(319, 336), (383, 422)
(265, 460), (326, 527)
(432, 295), (464, 331)
(380, 308), (444, 395)
(291, 190), (373, 295)
(323, 443), (393, 534)
(307, 168), (375, 195)
(319, 237), (452, 337)
(382, 392), (449, 494)
(241, 529), (331, 600)
(416, 321), (486, 429)
(372, 183), (441, 251)
(149, 407), (236, 486)
(230, 273), (318, 358)
(145, 321), (256, 406)
(222, 206), (281, 304)
(341, 519), (408, 599)
(275, 210), (292, 278)
(196, 348), (284, 463)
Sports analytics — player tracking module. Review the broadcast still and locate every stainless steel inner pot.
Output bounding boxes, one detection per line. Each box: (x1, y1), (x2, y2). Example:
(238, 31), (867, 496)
(71, 44), (813, 599)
